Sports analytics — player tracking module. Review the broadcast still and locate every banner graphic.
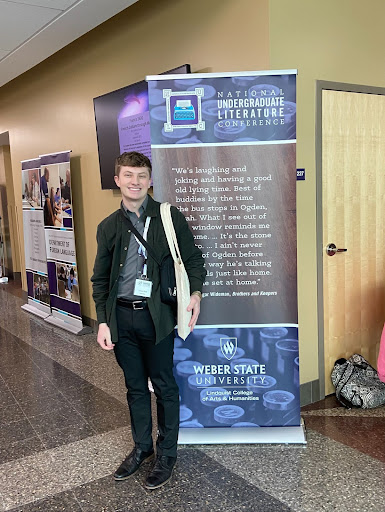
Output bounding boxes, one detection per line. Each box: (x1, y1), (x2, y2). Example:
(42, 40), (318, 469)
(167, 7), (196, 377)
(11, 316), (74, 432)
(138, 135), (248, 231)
(148, 71), (300, 436)
(39, 151), (84, 334)
(21, 158), (50, 318)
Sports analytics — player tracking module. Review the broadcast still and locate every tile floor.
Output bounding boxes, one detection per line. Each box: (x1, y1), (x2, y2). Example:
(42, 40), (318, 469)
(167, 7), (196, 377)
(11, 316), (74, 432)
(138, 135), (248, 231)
(0, 281), (384, 511)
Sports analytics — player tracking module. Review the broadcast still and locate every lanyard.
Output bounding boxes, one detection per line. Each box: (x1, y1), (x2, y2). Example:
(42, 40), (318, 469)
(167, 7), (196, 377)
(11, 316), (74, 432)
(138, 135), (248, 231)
(133, 216), (151, 276)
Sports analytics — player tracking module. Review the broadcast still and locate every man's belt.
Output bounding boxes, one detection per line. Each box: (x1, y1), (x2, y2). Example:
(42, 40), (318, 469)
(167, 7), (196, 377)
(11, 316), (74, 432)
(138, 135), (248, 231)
(116, 298), (147, 310)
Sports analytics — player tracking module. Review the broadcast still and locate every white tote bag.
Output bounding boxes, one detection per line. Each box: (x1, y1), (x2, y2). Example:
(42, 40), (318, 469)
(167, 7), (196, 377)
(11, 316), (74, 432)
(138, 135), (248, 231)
(160, 203), (192, 340)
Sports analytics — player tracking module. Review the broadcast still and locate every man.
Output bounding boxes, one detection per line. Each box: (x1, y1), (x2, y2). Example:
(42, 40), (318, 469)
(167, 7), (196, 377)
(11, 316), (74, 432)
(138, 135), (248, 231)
(58, 266), (67, 282)
(67, 267), (77, 292)
(61, 169), (71, 203)
(40, 167), (49, 197)
(91, 151), (206, 490)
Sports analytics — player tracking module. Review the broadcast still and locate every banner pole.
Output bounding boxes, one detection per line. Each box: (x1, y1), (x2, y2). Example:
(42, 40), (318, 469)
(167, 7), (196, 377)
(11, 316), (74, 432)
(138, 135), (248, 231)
(0, 215), (8, 283)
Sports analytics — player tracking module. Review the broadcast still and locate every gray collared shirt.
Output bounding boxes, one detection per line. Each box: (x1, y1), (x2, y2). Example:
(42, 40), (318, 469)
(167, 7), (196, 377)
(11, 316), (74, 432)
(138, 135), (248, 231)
(117, 196), (149, 300)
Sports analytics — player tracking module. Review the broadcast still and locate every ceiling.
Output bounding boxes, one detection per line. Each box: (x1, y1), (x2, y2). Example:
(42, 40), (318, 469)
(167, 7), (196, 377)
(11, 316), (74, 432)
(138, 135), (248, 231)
(0, 0), (139, 89)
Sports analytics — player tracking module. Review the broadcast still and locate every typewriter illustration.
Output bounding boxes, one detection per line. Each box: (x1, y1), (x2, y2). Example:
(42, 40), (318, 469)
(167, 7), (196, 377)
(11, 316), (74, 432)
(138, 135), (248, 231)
(173, 99), (196, 121)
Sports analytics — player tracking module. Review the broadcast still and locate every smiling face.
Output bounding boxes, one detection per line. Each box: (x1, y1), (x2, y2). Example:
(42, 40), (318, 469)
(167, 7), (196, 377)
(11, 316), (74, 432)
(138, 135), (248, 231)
(114, 166), (151, 209)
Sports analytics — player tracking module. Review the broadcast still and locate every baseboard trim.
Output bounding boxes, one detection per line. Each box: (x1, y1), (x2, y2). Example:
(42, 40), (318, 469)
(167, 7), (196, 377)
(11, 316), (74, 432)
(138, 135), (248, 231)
(300, 379), (321, 406)
(81, 314), (97, 331)
(3, 267), (16, 279)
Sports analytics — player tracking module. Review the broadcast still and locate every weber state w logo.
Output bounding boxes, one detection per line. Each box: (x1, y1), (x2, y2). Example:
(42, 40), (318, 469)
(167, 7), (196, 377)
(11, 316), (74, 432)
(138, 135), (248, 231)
(220, 337), (238, 361)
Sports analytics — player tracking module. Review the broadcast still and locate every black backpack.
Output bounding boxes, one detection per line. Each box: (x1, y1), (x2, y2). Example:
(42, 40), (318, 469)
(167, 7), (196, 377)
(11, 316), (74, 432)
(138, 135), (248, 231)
(331, 354), (385, 409)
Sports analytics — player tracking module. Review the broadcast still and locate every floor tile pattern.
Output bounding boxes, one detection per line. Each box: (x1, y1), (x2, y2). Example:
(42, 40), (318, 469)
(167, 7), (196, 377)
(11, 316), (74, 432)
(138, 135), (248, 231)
(0, 328), (129, 466)
(1, 281), (385, 511)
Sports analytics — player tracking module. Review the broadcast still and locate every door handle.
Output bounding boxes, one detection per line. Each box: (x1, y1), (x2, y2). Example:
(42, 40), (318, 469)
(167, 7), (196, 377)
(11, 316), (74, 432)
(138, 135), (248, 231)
(326, 243), (347, 256)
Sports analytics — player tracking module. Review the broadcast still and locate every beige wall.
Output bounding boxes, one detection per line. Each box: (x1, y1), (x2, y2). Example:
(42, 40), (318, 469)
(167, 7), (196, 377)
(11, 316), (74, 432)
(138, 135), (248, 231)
(269, 0), (385, 383)
(0, 0), (269, 322)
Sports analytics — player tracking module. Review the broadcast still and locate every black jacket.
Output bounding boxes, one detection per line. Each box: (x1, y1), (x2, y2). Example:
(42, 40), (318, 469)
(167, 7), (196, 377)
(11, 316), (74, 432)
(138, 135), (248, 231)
(91, 195), (206, 343)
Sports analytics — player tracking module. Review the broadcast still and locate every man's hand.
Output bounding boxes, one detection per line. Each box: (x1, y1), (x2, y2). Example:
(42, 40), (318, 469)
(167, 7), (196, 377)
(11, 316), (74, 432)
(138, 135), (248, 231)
(97, 323), (115, 350)
(187, 294), (201, 332)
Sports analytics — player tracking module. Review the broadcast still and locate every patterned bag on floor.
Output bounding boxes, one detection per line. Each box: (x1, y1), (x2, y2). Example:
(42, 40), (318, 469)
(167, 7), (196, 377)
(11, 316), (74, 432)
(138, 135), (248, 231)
(331, 354), (385, 409)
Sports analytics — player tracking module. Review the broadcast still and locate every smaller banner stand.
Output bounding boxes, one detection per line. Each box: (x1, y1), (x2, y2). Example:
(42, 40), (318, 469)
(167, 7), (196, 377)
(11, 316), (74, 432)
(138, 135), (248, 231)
(0, 215), (8, 283)
(39, 150), (90, 335)
(21, 158), (50, 318)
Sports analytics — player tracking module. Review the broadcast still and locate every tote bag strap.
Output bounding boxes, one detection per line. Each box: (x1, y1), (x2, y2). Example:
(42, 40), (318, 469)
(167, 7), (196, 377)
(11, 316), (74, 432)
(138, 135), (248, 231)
(160, 203), (183, 265)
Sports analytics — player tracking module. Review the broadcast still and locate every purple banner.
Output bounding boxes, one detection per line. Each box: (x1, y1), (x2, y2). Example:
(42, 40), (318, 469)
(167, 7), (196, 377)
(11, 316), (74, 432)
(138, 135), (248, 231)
(21, 158), (51, 317)
(40, 151), (83, 331)
(148, 71), (299, 433)
(40, 151), (71, 165)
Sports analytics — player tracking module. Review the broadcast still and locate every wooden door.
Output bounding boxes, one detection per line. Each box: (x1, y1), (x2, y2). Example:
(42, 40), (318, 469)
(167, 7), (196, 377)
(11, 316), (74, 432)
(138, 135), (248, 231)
(322, 90), (385, 395)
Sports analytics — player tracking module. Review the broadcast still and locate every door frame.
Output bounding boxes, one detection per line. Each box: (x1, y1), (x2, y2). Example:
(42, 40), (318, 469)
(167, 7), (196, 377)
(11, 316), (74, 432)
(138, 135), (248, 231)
(315, 80), (385, 399)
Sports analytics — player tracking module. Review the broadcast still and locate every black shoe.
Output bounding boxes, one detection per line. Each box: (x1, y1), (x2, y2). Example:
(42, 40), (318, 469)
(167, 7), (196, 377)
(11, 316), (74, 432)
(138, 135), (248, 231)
(114, 447), (154, 481)
(144, 455), (176, 490)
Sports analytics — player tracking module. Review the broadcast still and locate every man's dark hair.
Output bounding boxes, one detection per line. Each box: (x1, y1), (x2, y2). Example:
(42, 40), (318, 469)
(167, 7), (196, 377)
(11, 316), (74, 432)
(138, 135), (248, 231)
(114, 152), (152, 177)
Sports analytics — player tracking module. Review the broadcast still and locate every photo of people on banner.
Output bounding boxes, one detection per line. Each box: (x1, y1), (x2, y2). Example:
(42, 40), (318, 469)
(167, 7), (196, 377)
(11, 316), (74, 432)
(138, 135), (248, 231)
(41, 163), (72, 228)
(55, 263), (79, 303)
(22, 169), (41, 208)
(32, 273), (50, 305)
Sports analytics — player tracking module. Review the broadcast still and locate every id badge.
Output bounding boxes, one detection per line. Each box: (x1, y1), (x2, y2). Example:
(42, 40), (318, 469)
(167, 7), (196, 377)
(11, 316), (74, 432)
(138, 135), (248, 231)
(134, 277), (153, 297)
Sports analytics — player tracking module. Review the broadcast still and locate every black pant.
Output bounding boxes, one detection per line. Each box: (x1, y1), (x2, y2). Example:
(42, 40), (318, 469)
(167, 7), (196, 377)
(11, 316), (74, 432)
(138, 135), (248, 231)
(115, 305), (179, 457)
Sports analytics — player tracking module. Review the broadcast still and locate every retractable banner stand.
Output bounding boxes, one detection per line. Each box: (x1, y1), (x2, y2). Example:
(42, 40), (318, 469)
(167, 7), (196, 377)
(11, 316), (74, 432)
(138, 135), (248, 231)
(147, 70), (305, 444)
(40, 150), (87, 335)
(21, 158), (51, 318)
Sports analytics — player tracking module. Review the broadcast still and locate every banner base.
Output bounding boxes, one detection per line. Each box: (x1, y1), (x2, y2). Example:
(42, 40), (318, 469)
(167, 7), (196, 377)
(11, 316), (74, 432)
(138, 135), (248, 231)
(21, 303), (50, 319)
(76, 325), (93, 336)
(0, 277), (8, 283)
(178, 418), (307, 445)
(44, 315), (86, 335)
